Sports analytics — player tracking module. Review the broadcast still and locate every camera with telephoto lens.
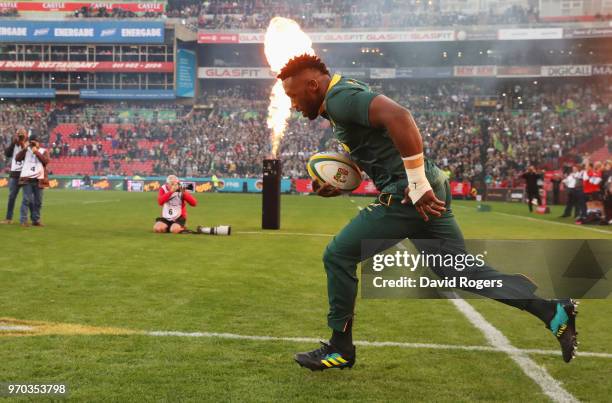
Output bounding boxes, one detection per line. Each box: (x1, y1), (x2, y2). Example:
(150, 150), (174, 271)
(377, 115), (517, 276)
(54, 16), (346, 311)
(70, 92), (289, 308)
(196, 225), (231, 236)
(180, 182), (194, 191)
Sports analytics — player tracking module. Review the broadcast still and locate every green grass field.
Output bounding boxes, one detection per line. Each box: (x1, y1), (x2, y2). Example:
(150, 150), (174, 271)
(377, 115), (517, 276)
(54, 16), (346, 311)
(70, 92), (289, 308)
(1, 189), (611, 402)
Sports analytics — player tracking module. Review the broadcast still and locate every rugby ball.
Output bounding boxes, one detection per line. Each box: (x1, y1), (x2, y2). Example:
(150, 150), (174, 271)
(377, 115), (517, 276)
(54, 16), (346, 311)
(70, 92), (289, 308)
(307, 152), (362, 192)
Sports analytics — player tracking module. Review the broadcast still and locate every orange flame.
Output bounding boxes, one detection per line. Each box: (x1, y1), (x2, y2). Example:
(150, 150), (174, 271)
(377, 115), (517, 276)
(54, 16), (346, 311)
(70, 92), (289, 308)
(263, 17), (315, 157)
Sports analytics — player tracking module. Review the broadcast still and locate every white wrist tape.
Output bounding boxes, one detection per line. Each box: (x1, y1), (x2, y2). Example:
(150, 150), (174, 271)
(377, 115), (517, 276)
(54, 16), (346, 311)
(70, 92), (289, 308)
(402, 153), (432, 203)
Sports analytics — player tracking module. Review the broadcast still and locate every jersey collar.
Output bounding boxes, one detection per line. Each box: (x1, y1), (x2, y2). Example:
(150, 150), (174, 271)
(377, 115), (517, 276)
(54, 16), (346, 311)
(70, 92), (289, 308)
(318, 73), (342, 116)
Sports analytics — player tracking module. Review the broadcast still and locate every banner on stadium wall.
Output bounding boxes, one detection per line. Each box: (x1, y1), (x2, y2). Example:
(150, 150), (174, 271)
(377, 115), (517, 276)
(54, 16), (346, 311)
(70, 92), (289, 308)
(497, 28), (563, 40)
(563, 27), (612, 39)
(450, 181), (471, 197)
(351, 180), (379, 195)
(2, 176), (83, 189)
(396, 67), (453, 78)
(136, 178), (291, 193)
(198, 67), (276, 80)
(0, 21), (165, 43)
(21, 176), (291, 193)
(485, 188), (510, 202)
(509, 188), (525, 202)
(370, 68), (396, 79)
(78, 178), (123, 190)
(216, 178), (244, 192)
(454, 65), (497, 77)
(197, 33), (240, 43)
(0, 61), (173, 73)
(395, 67), (415, 78)
(176, 49), (196, 97)
(458, 29), (497, 41)
(45, 177), (117, 190)
(0, 2), (165, 12)
(198, 65), (604, 80)
(541, 65), (592, 77)
(80, 89), (176, 100)
(294, 179), (379, 195)
(333, 68), (369, 79)
(0, 88), (55, 98)
(242, 178), (292, 193)
(283, 179), (293, 194)
(127, 180), (144, 192)
(294, 179), (313, 193)
(197, 26), (612, 45)
(2, 175), (380, 195)
(482, 187), (524, 202)
(248, 178), (263, 193)
(496, 66), (541, 77)
(592, 65), (612, 76)
(142, 179), (217, 193)
(198, 30), (456, 44)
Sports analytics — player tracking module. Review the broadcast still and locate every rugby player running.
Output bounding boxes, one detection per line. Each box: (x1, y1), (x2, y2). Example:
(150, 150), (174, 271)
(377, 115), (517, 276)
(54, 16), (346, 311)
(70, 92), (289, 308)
(278, 54), (579, 371)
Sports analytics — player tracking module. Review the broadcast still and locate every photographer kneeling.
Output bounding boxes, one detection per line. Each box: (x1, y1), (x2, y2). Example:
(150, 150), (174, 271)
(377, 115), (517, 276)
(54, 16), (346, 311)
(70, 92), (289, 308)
(154, 175), (197, 234)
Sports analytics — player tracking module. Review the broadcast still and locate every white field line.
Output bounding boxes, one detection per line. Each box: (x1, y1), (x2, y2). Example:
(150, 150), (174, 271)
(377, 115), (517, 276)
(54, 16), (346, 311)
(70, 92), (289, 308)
(393, 239), (577, 402)
(0, 325), (33, 331)
(2, 325), (610, 360)
(144, 330), (611, 359)
(449, 297), (579, 403)
(493, 211), (612, 235)
(453, 205), (612, 235)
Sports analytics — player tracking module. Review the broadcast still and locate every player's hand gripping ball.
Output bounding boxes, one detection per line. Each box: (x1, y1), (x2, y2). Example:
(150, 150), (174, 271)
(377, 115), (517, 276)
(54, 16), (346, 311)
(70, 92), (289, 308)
(307, 152), (362, 194)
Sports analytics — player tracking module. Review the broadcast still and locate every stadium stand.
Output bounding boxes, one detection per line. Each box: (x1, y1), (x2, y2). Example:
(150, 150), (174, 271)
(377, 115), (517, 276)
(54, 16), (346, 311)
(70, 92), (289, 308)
(191, 0), (537, 29)
(183, 0), (612, 30)
(2, 82), (609, 181)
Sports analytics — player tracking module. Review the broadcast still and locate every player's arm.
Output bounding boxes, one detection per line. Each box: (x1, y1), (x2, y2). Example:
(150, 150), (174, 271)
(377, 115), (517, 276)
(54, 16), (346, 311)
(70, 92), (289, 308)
(367, 94), (446, 221)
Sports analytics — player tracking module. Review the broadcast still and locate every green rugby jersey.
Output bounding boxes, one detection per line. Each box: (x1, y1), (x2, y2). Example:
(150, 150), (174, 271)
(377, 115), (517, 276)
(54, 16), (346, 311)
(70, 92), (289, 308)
(321, 74), (444, 195)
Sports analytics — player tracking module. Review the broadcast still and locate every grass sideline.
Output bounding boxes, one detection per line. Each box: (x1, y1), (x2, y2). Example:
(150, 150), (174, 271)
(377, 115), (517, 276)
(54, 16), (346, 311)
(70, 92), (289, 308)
(1, 189), (611, 402)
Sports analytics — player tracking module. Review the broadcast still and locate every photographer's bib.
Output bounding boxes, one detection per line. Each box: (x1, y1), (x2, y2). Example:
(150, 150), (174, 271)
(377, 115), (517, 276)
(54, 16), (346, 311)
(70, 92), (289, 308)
(10, 145), (23, 172)
(162, 185), (182, 220)
(20, 147), (46, 179)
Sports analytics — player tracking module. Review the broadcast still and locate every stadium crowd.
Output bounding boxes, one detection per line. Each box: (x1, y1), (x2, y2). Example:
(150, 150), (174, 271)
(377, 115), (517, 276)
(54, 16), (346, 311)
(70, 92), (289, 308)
(0, 7), (18, 18)
(69, 6), (163, 19)
(27, 0), (606, 29)
(0, 103), (55, 148)
(1, 81), (611, 221)
(193, 1), (539, 30)
(175, 81), (610, 185)
(386, 81), (611, 186)
(1, 81), (610, 181)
